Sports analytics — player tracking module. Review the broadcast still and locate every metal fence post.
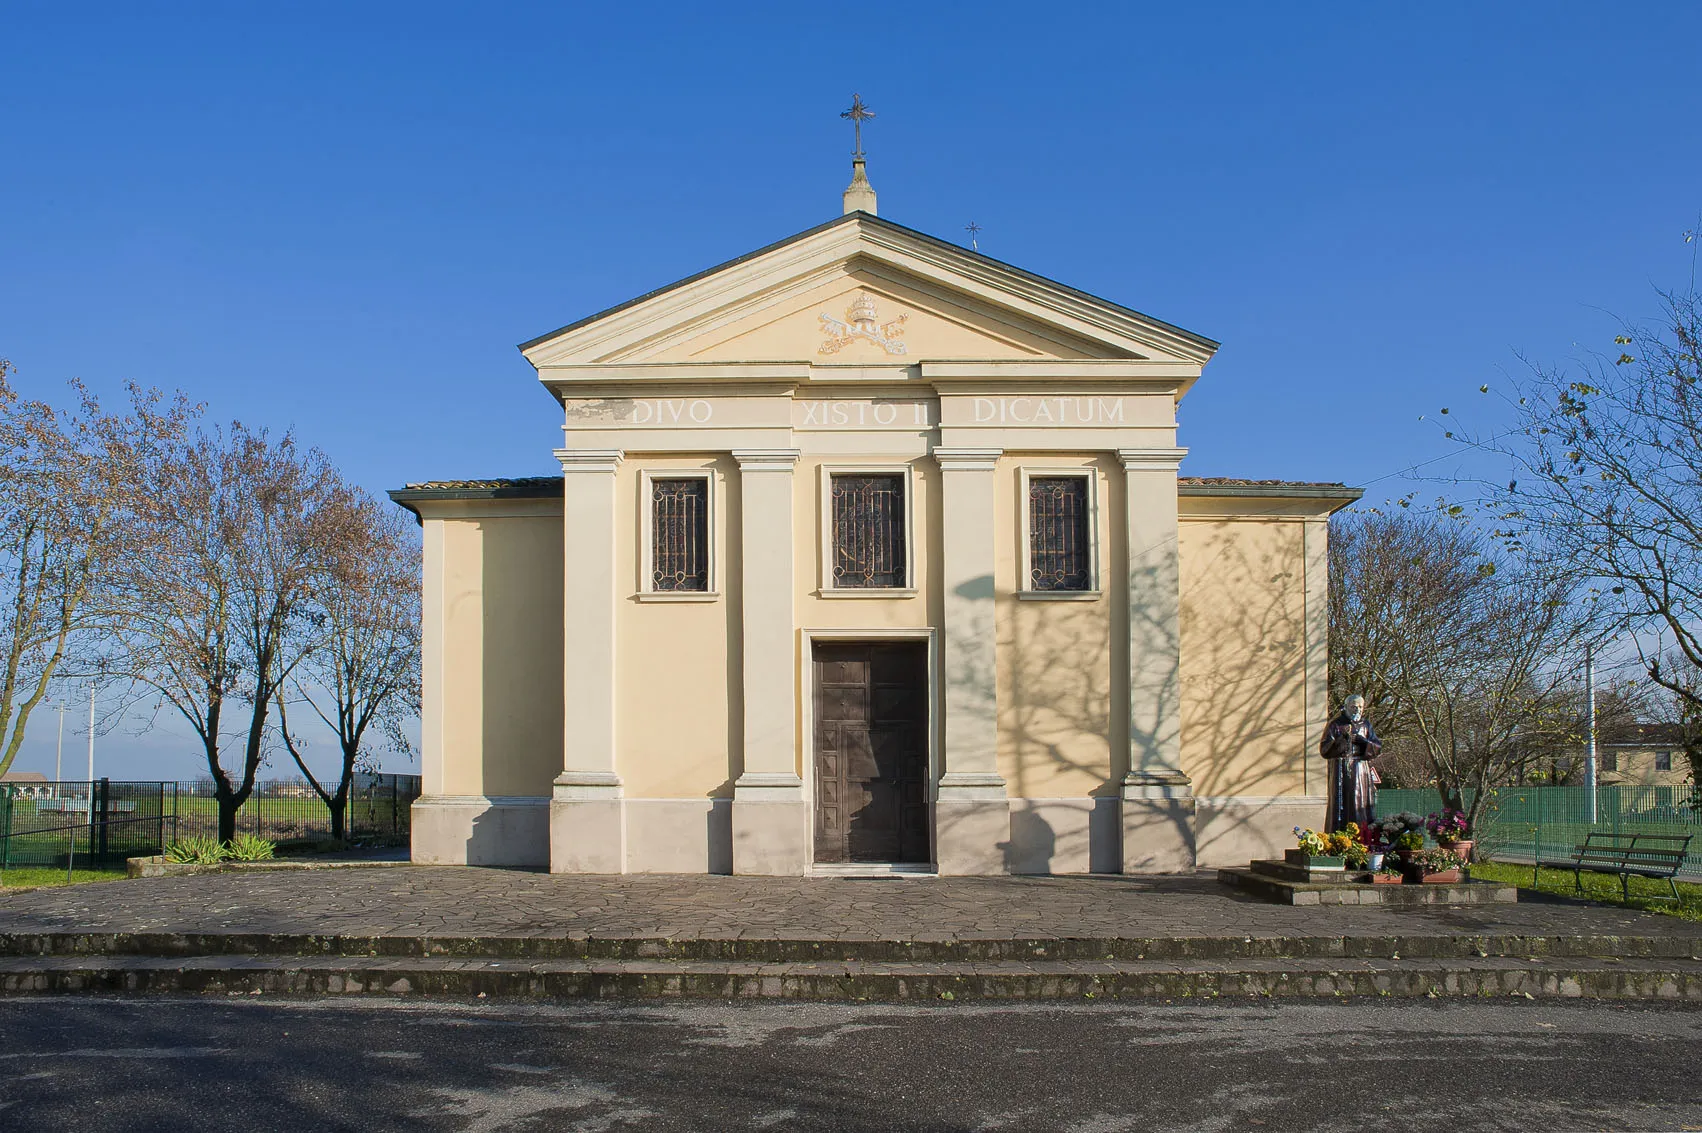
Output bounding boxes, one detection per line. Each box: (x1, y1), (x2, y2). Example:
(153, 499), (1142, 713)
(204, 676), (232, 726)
(97, 777), (110, 865)
(1, 787), (11, 874)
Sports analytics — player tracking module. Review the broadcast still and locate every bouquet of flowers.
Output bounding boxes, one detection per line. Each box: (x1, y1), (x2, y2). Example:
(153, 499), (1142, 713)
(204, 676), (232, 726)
(1320, 829), (1355, 855)
(1293, 827), (1328, 856)
(1369, 811), (1425, 849)
(1413, 847), (1465, 874)
(1426, 810), (1471, 844)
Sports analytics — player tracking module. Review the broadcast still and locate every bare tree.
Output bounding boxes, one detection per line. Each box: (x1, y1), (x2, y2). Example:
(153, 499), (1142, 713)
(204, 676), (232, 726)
(1329, 508), (1586, 828)
(276, 489), (420, 841)
(1463, 276), (1702, 718)
(109, 424), (351, 842)
(0, 360), (194, 777)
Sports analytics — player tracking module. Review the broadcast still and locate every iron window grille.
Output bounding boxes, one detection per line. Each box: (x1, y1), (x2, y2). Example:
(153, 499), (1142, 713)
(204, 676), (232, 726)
(651, 477), (709, 592)
(830, 474), (906, 588)
(1028, 476), (1092, 591)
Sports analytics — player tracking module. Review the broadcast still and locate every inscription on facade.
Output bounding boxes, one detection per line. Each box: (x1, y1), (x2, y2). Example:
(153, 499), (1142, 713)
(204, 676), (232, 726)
(795, 398), (935, 429)
(971, 397), (1126, 424)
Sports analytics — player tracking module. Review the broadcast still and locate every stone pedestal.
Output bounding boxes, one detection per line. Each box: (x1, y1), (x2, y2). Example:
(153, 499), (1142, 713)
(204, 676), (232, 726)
(1121, 771), (1196, 874)
(732, 773), (809, 876)
(550, 774), (625, 874)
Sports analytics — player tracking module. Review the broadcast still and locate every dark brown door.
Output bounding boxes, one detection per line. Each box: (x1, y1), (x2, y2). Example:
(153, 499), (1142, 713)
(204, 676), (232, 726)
(813, 641), (930, 864)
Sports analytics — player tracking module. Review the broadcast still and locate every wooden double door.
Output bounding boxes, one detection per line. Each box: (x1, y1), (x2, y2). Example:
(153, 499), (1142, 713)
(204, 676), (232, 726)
(812, 641), (930, 864)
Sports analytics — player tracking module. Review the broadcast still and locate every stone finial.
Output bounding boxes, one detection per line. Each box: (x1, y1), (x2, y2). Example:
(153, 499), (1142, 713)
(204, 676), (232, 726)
(843, 158), (877, 216)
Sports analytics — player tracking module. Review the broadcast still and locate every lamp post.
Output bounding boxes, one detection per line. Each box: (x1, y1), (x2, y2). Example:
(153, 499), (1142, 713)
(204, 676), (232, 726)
(54, 704), (67, 786)
(1584, 645), (1599, 827)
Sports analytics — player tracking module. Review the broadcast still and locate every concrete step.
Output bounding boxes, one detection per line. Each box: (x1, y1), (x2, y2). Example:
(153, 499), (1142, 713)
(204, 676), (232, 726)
(3, 953), (1700, 1001)
(3, 928), (1696, 962)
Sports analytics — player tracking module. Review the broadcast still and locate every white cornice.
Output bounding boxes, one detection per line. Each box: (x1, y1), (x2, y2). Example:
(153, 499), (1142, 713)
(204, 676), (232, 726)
(1118, 447), (1189, 473)
(555, 448), (624, 474)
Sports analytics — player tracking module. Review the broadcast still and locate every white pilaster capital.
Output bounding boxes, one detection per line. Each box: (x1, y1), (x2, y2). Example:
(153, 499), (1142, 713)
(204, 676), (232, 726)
(932, 446), (1003, 472)
(555, 448), (624, 474)
(1117, 447), (1188, 474)
(731, 448), (801, 472)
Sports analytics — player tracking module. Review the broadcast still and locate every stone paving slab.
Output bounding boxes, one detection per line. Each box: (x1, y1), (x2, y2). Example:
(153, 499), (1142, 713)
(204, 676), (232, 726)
(1, 867), (1698, 954)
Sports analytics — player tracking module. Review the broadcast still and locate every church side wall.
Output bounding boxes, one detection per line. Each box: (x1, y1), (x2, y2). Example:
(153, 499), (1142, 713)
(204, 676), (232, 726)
(1178, 513), (1325, 867)
(994, 453), (1122, 874)
(412, 506), (562, 867)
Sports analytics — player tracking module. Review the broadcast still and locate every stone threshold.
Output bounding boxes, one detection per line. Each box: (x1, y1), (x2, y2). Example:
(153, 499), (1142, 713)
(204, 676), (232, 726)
(3, 952), (1700, 1001)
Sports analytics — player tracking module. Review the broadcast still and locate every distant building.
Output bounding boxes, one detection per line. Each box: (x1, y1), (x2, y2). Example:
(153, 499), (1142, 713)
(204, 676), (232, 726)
(0, 771), (48, 784)
(1599, 724), (1692, 788)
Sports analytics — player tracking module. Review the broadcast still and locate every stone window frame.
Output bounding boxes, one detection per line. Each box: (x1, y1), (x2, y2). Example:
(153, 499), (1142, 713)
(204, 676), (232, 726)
(638, 467), (718, 602)
(817, 462), (918, 599)
(1017, 465), (1102, 601)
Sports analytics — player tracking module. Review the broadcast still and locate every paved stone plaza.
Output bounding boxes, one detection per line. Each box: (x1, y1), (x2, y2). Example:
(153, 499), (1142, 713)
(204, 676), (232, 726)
(3, 868), (1700, 1000)
(0, 866), (1697, 945)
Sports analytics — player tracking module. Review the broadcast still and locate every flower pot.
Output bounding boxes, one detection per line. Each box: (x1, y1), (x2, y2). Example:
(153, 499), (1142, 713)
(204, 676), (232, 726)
(1367, 851), (1385, 870)
(1284, 850), (1344, 869)
(1438, 839), (1473, 861)
(1371, 872), (1404, 885)
(1419, 869), (1463, 884)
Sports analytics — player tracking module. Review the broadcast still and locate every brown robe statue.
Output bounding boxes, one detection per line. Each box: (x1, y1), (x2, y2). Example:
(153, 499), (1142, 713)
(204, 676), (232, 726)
(1319, 705), (1381, 833)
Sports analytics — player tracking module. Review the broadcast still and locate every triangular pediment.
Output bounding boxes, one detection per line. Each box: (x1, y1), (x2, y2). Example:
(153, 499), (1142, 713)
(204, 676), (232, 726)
(521, 214), (1217, 371)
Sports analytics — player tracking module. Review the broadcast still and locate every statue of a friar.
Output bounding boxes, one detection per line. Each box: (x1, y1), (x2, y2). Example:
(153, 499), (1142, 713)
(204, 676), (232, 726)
(1319, 694), (1381, 833)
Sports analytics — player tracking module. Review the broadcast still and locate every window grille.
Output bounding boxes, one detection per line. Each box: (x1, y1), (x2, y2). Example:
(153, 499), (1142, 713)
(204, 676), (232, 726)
(651, 478), (709, 591)
(831, 474), (906, 588)
(1656, 751), (1672, 772)
(1028, 476), (1091, 591)
(1602, 751), (1618, 773)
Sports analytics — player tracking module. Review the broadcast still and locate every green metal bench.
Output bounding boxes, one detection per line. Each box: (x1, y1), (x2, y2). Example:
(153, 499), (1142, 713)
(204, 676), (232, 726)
(1535, 831), (1693, 902)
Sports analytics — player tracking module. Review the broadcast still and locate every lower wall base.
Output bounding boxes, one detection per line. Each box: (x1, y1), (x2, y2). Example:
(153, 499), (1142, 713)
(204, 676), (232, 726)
(411, 796), (549, 868)
(414, 793), (1326, 876)
(1005, 798), (1121, 874)
(1195, 796), (1328, 869)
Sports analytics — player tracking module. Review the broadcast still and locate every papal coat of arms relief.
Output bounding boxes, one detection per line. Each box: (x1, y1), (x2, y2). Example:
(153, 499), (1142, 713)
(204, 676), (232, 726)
(818, 292), (909, 356)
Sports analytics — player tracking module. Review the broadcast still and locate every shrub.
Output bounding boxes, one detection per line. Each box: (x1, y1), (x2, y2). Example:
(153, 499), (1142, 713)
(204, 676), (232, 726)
(164, 836), (226, 865)
(224, 834), (276, 862)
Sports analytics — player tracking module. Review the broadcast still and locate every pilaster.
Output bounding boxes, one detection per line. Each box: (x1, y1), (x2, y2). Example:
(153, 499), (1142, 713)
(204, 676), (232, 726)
(550, 448), (625, 873)
(731, 448), (809, 874)
(932, 446), (1010, 874)
(1118, 447), (1195, 873)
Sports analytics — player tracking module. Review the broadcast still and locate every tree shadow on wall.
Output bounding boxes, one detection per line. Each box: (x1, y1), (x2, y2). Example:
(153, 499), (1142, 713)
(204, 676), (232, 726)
(945, 529), (1313, 875)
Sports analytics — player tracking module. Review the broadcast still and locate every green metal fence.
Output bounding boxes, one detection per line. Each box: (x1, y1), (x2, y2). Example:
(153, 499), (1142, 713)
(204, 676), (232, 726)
(2, 774), (422, 875)
(1380, 785), (1702, 877)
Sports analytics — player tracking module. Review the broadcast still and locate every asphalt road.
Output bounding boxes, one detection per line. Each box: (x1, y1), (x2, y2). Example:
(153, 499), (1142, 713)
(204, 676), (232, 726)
(0, 996), (1697, 1132)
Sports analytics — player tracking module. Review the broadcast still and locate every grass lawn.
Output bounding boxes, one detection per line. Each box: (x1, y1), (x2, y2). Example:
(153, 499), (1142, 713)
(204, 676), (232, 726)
(0, 868), (127, 889)
(1473, 859), (1702, 923)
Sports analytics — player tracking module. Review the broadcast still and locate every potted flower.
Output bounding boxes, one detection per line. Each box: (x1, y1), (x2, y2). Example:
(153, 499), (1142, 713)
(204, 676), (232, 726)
(1392, 830), (1425, 861)
(1287, 827), (1343, 868)
(1426, 809), (1473, 860)
(1371, 864), (1404, 885)
(1409, 846), (1466, 884)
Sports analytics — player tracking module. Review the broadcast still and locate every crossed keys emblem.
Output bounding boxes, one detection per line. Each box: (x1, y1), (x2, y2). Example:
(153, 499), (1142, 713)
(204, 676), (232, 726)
(818, 293), (909, 356)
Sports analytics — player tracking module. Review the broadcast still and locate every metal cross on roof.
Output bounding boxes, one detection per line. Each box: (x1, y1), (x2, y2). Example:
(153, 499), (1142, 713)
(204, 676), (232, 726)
(841, 94), (875, 159)
(964, 221), (982, 252)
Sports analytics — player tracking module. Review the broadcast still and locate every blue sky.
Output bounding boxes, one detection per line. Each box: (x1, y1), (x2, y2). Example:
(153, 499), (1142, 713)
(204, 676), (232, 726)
(3, 2), (1700, 778)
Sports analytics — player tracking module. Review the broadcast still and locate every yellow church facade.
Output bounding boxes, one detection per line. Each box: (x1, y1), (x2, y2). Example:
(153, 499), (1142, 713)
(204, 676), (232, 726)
(392, 186), (1359, 876)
